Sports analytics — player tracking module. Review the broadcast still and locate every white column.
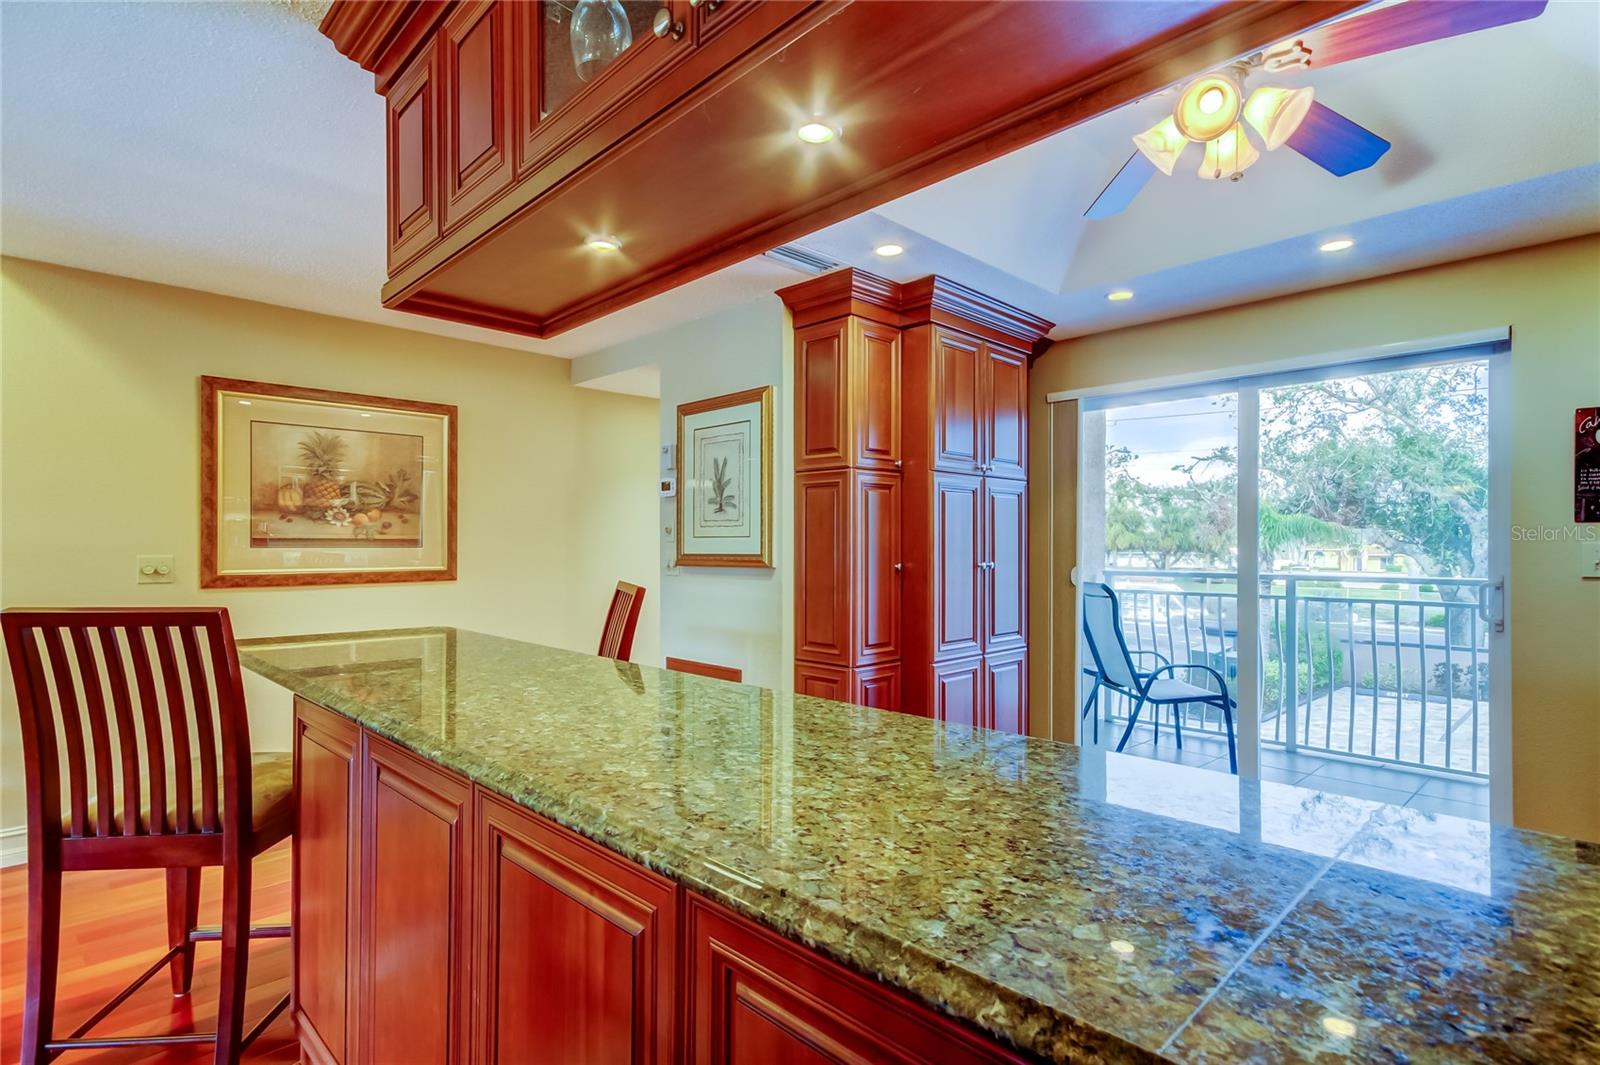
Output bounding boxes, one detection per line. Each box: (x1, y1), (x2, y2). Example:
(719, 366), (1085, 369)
(1235, 388), (1262, 779)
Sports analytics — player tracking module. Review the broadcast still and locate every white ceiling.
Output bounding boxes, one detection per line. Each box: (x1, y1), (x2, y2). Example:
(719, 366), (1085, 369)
(3, 1), (1597, 385)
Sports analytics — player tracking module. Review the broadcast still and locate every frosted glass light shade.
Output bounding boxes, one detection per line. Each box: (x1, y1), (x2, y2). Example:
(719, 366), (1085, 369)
(1173, 73), (1242, 142)
(1244, 85), (1315, 150)
(1198, 122), (1260, 180)
(571, 0), (633, 83)
(1132, 115), (1189, 176)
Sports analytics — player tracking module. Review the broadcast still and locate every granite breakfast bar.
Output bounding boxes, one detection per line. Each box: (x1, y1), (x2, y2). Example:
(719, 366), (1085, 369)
(240, 628), (1600, 1065)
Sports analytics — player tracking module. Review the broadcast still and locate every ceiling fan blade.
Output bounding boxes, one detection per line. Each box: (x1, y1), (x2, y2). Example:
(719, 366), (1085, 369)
(1299, 0), (1547, 68)
(1084, 152), (1156, 220)
(1286, 101), (1391, 177)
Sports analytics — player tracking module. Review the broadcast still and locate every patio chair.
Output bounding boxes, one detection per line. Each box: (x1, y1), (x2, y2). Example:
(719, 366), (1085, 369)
(1080, 582), (1238, 774)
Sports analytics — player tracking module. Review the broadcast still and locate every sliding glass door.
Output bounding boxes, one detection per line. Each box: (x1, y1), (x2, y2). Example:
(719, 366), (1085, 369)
(1076, 344), (1506, 816)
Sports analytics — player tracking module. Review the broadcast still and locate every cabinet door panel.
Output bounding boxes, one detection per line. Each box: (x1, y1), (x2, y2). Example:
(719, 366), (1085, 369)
(855, 471), (901, 663)
(853, 319), (901, 469)
(932, 330), (982, 473)
(853, 664), (901, 712)
(441, 0), (513, 231)
(475, 793), (677, 1065)
(795, 661), (850, 701)
(688, 894), (1025, 1065)
(983, 480), (1026, 653)
(293, 699), (361, 1065)
(386, 40), (440, 270)
(984, 649), (1027, 736)
(984, 343), (1027, 480)
(796, 321), (850, 470)
(796, 471), (851, 664)
(932, 474), (982, 659)
(932, 657), (984, 729)
(360, 735), (471, 1065)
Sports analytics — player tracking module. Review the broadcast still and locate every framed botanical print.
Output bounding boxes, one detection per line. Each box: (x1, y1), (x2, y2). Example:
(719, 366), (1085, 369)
(676, 386), (773, 567)
(201, 376), (457, 587)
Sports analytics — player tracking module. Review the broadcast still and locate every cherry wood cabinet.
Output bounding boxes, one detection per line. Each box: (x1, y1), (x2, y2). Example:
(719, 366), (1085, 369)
(931, 330), (983, 475)
(291, 698), (1035, 1065)
(385, 40), (441, 272)
(473, 790), (677, 1065)
(983, 479), (1027, 654)
(292, 698), (362, 1065)
(440, 0), (514, 233)
(358, 734), (472, 1065)
(782, 271), (1049, 736)
(684, 893), (1028, 1065)
(324, 0), (1350, 339)
(984, 343), (1029, 482)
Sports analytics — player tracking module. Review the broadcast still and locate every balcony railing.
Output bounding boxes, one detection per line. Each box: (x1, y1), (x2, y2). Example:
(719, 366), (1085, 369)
(1095, 568), (1490, 778)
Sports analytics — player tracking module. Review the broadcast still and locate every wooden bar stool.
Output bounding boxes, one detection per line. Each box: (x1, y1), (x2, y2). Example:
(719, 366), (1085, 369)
(2, 607), (293, 1065)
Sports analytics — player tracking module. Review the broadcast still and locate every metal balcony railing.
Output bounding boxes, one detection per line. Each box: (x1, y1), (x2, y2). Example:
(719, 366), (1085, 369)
(1096, 568), (1491, 778)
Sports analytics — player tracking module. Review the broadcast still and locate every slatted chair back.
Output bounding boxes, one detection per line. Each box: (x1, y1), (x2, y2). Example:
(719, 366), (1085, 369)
(2, 608), (253, 850)
(598, 581), (646, 661)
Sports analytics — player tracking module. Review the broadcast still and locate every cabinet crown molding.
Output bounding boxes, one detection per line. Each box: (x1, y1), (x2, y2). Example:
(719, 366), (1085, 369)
(777, 269), (1054, 349)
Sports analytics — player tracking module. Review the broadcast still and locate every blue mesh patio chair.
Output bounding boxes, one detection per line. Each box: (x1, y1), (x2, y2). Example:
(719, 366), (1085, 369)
(1080, 582), (1238, 773)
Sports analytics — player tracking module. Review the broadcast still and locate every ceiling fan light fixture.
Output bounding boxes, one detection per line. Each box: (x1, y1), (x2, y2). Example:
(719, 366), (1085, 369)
(1173, 72), (1241, 142)
(1244, 85), (1315, 149)
(1197, 122), (1259, 181)
(1132, 115), (1188, 176)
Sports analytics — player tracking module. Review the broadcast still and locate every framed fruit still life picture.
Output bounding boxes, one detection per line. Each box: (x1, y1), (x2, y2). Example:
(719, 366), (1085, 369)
(201, 376), (457, 587)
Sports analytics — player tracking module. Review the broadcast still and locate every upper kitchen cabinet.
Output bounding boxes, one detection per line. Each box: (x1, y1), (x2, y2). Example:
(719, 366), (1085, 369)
(322, 0), (1361, 338)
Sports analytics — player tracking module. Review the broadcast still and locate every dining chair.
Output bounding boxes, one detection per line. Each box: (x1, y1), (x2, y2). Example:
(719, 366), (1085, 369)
(598, 581), (646, 661)
(1080, 583), (1238, 773)
(2, 607), (293, 1065)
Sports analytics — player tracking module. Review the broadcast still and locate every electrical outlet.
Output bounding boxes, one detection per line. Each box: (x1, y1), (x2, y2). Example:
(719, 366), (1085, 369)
(137, 554), (175, 584)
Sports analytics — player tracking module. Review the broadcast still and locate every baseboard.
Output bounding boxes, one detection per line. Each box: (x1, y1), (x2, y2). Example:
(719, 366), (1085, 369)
(0, 825), (27, 868)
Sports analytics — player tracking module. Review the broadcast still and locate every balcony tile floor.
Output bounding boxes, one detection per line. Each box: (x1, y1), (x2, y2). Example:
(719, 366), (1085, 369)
(1109, 722), (1490, 821)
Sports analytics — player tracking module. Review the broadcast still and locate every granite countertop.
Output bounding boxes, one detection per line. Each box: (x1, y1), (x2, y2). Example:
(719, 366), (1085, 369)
(239, 628), (1600, 1064)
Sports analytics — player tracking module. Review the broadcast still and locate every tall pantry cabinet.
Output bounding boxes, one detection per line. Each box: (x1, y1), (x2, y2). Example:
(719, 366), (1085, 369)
(779, 270), (1051, 735)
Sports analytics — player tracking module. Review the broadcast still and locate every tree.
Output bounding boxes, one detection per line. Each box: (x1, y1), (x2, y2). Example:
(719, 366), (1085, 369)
(1259, 363), (1488, 638)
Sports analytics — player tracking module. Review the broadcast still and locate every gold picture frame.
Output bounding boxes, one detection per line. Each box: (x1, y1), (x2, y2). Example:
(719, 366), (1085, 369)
(675, 386), (773, 568)
(201, 376), (457, 588)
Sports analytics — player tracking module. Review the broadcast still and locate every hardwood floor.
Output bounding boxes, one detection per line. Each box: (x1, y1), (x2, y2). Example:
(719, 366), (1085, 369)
(1, 841), (298, 1063)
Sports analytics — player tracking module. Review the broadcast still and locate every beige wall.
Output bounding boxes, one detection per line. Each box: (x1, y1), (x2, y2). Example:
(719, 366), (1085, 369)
(1029, 235), (1600, 840)
(571, 298), (796, 689)
(0, 258), (659, 855)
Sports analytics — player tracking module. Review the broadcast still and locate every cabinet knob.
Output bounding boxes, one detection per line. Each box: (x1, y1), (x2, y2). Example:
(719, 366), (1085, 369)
(689, 0), (721, 9)
(894, 562), (904, 572)
(653, 7), (686, 39)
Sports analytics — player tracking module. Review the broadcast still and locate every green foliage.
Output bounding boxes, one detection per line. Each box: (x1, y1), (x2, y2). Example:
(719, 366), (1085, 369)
(1264, 625), (1344, 706)
(709, 457), (734, 514)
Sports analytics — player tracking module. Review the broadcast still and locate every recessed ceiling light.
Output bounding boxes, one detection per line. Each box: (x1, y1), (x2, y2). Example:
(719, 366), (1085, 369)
(1109, 939), (1135, 955)
(874, 242), (904, 257)
(237, 400), (252, 406)
(796, 119), (839, 144)
(1107, 289), (1134, 302)
(1319, 238), (1355, 253)
(584, 234), (623, 253)
(1321, 1015), (1357, 1038)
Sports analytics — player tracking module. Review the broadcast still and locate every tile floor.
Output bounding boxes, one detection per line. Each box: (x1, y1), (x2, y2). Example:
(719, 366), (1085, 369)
(1107, 721), (1490, 821)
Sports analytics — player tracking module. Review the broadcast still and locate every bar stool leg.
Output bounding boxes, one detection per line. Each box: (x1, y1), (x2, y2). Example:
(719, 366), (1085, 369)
(212, 857), (252, 1065)
(166, 867), (202, 994)
(22, 859), (62, 1065)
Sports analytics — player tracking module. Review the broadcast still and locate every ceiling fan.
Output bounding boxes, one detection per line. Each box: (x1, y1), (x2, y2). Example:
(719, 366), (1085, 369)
(1085, 0), (1549, 219)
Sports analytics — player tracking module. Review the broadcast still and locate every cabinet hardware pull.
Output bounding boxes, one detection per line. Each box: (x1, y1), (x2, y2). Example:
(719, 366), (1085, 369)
(653, 7), (686, 39)
(893, 563), (903, 572)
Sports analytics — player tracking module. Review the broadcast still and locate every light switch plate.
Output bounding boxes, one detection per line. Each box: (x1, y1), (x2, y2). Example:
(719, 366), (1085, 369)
(137, 554), (175, 584)
(1583, 539), (1600, 581)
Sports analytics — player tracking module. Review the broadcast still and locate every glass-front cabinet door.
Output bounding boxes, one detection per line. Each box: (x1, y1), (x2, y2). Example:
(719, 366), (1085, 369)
(515, 0), (689, 174)
(542, 0), (663, 116)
